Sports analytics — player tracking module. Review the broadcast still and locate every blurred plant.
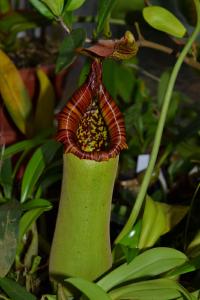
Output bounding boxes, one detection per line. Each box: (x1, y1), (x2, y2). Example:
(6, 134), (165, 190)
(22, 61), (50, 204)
(0, 0), (49, 51)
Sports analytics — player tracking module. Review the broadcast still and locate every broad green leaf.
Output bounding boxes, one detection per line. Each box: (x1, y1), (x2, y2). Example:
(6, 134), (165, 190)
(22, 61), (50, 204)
(28, 0), (54, 19)
(139, 196), (188, 248)
(168, 255), (200, 277)
(56, 28), (86, 72)
(34, 68), (55, 134)
(103, 60), (136, 103)
(109, 278), (190, 300)
(41, 0), (64, 16)
(96, 0), (118, 35)
(97, 247), (187, 291)
(0, 0), (10, 14)
(0, 158), (12, 199)
(3, 135), (48, 159)
(0, 50), (32, 134)
(143, 6), (186, 38)
(157, 70), (170, 108)
(65, 0), (86, 11)
(138, 195), (166, 249)
(0, 201), (21, 277)
(18, 205), (52, 242)
(0, 277), (36, 300)
(66, 277), (111, 300)
(116, 64), (135, 103)
(21, 198), (52, 211)
(20, 140), (60, 203)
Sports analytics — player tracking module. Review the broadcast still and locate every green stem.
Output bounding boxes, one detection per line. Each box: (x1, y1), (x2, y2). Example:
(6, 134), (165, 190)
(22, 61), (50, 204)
(115, 0), (200, 243)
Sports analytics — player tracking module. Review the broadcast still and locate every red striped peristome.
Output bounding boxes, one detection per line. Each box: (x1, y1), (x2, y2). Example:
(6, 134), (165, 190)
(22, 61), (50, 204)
(56, 59), (127, 161)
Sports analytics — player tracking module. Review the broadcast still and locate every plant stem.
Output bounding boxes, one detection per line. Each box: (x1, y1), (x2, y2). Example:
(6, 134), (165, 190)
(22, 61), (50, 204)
(58, 17), (71, 34)
(137, 39), (200, 71)
(115, 0), (200, 243)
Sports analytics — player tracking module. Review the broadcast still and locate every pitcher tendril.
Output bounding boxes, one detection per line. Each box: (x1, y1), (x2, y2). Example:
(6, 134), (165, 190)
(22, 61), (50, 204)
(56, 59), (127, 161)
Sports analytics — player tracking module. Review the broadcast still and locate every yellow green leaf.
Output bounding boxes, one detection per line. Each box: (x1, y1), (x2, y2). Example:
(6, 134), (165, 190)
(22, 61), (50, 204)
(34, 68), (55, 134)
(143, 6), (186, 38)
(139, 196), (188, 248)
(0, 50), (32, 134)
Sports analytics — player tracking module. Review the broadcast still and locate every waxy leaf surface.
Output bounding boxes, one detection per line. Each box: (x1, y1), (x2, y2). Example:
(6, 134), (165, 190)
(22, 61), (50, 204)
(143, 6), (186, 38)
(98, 247), (187, 291)
(0, 277), (36, 300)
(0, 201), (21, 277)
(66, 277), (111, 300)
(0, 50), (32, 134)
(34, 68), (55, 134)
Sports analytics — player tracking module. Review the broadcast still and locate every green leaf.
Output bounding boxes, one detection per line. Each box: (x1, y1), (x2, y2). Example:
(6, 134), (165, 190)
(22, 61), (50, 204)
(21, 198), (52, 211)
(0, 50), (32, 134)
(28, 0), (54, 19)
(56, 28), (86, 72)
(0, 277), (36, 300)
(116, 64), (135, 103)
(143, 6), (186, 38)
(78, 58), (91, 86)
(34, 68), (55, 134)
(109, 278), (190, 300)
(41, 0), (64, 16)
(97, 247), (187, 291)
(117, 220), (141, 263)
(96, 0), (118, 35)
(103, 60), (136, 103)
(64, 0), (86, 11)
(138, 196), (188, 249)
(3, 135), (47, 159)
(0, 201), (21, 277)
(65, 277), (111, 300)
(61, 10), (74, 29)
(168, 255), (200, 277)
(18, 205), (52, 242)
(0, 158), (12, 199)
(20, 140), (60, 203)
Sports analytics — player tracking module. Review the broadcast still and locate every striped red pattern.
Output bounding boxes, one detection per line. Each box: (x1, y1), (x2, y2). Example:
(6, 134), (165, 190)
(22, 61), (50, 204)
(57, 59), (127, 161)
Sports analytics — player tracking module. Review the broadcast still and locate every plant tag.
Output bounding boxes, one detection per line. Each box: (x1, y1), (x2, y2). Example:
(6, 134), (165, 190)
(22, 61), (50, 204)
(136, 154), (150, 173)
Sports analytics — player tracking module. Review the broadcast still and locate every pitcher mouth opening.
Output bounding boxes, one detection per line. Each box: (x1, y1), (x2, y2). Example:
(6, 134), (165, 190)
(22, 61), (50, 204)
(56, 59), (127, 161)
